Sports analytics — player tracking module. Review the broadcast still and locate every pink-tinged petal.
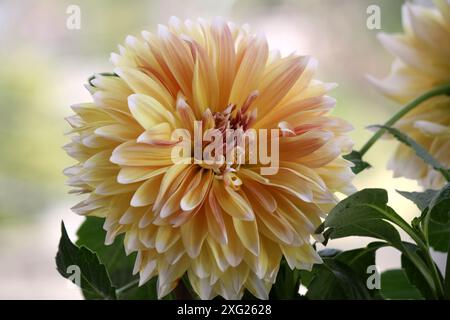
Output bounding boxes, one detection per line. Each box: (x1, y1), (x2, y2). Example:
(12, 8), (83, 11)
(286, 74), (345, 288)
(137, 122), (178, 146)
(206, 238), (229, 272)
(245, 273), (269, 300)
(213, 180), (254, 221)
(114, 67), (175, 110)
(157, 166), (198, 218)
(157, 255), (190, 295)
(181, 209), (208, 258)
(118, 166), (168, 184)
(118, 206), (140, 225)
(138, 252), (158, 285)
(110, 141), (174, 167)
(211, 18), (236, 110)
(180, 169), (212, 211)
(95, 123), (141, 142)
(152, 164), (192, 211)
(242, 178), (277, 213)
(414, 120), (450, 137)
(163, 239), (186, 264)
(220, 214), (245, 267)
(406, 3), (450, 57)
(95, 177), (139, 195)
(93, 90), (130, 113)
(138, 225), (157, 248)
(157, 25), (195, 100)
(279, 131), (333, 160)
(256, 55), (308, 116)
(185, 39), (220, 115)
(232, 217), (260, 256)
(206, 191), (228, 245)
(256, 95), (336, 129)
(155, 225), (180, 253)
(265, 167), (314, 202)
(176, 94), (197, 132)
(141, 31), (181, 96)
(130, 174), (164, 207)
(378, 32), (447, 80)
(276, 57), (318, 105)
(188, 270), (214, 300)
(229, 32), (268, 109)
(128, 94), (176, 130)
(281, 244), (322, 270)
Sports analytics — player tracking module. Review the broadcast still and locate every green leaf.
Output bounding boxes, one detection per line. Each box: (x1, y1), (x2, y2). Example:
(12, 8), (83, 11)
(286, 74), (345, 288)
(298, 269), (315, 289)
(304, 243), (386, 300)
(306, 258), (372, 300)
(76, 217), (159, 300)
(343, 150), (372, 174)
(335, 242), (386, 284)
(397, 189), (438, 212)
(428, 220), (450, 252)
(327, 219), (402, 248)
(400, 243), (435, 299)
(427, 184), (450, 253)
(325, 189), (388, 227)
(324, 189), (404, 247)
(428, 183), (450, 224)
(380, 269), (424, 300)
(372, 126), (450, 181)
(76, 217), (135, 287)
(55, 221), (116, 300)
(321, 190), (438, 297)
(398, 184), (450, 252)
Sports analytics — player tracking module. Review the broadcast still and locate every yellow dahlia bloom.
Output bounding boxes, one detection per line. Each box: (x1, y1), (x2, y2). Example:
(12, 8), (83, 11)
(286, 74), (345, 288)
(369, 0), (450, 189)
(64, 17), (354, 299)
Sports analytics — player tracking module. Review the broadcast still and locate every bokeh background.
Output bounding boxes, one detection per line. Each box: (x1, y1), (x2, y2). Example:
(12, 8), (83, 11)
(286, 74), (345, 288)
(0, 0), (444, 299)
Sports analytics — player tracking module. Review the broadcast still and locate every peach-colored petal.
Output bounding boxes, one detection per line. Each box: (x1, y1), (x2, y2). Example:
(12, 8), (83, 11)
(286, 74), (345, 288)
(229, 33), (268, 109)
(213, 180), (254, 221)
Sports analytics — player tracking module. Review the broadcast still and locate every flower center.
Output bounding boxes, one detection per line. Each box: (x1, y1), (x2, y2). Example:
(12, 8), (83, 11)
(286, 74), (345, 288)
(198, 91), (259, 177)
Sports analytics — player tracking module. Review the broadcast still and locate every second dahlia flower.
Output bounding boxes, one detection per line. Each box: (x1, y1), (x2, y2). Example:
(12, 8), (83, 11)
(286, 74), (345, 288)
(64, 17), (355, 299)
(369, 0), (450, 189)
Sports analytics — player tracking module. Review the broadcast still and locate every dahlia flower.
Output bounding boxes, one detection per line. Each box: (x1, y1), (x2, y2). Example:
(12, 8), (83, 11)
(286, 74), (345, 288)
(369, 0), (450, 189)
(64, 17), (355, 299)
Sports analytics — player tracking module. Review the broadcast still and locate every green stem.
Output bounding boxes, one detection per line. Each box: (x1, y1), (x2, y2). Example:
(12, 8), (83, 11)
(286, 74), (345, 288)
(402, 231), (444, 299)
(359, 83), (450, 157)
(402, 247), (439, 299)
(395, 224), (444, 298)
(371, 205), (425, 248)
(423, 249), (445, 299)
(115, 279), (139, 297)
(372, 205), (444, 298)
(420, 209), (446, 299)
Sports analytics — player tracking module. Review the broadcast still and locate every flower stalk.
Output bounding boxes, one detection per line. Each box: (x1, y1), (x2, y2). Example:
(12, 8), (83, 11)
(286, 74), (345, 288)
(359, 83), (450, 157)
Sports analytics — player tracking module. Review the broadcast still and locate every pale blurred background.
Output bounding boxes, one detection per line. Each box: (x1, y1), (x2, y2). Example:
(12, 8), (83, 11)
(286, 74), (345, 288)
(0, 0), (443, 299)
